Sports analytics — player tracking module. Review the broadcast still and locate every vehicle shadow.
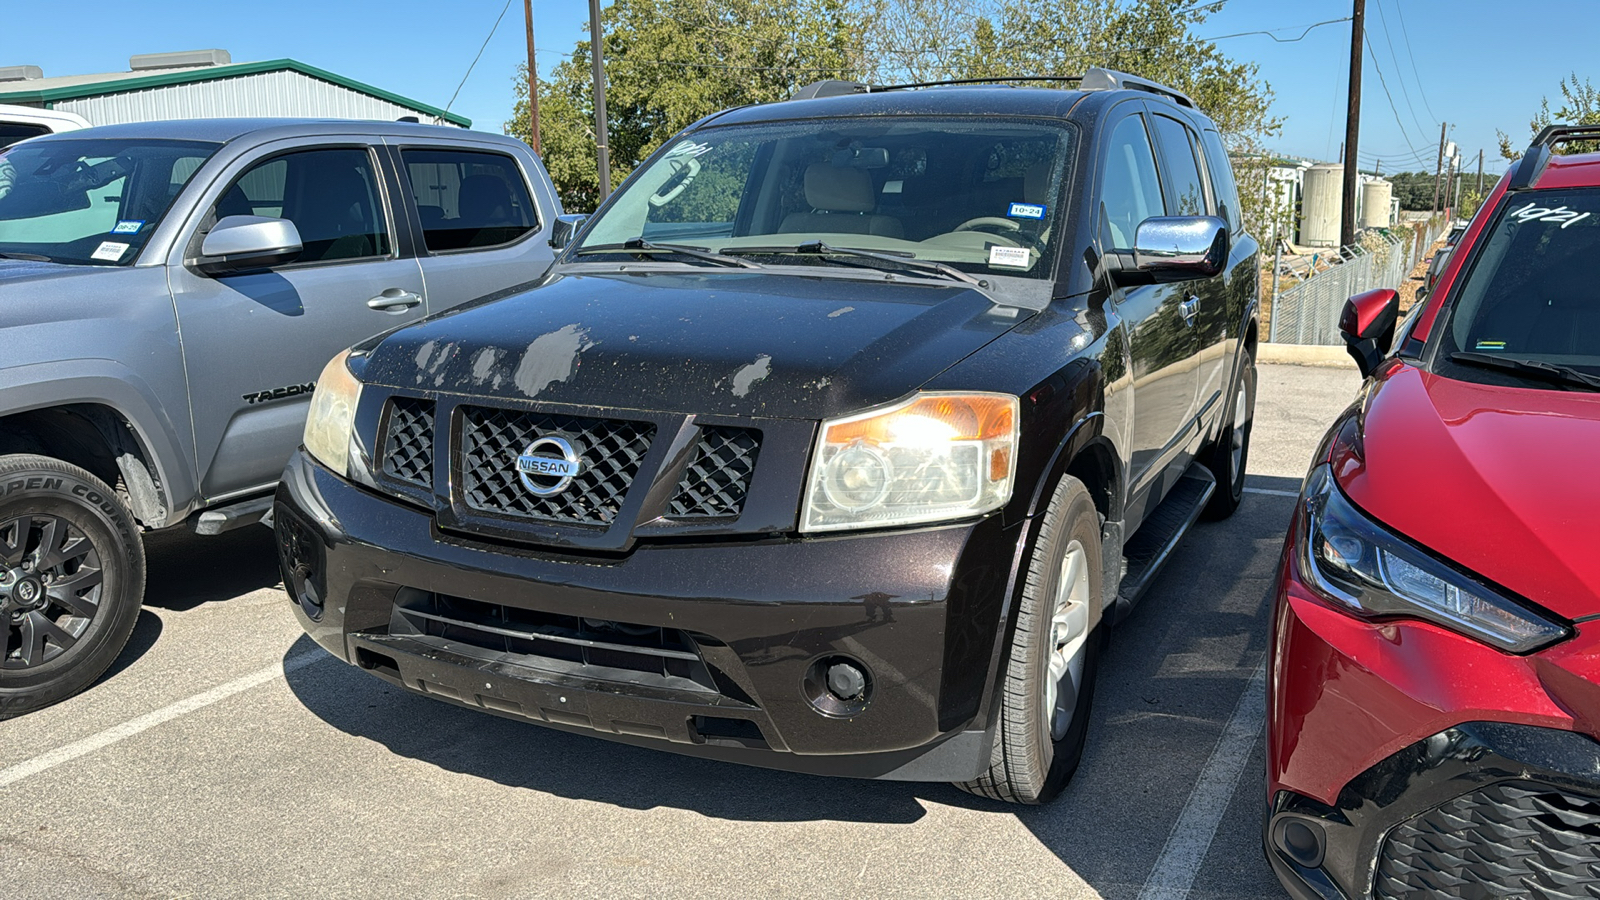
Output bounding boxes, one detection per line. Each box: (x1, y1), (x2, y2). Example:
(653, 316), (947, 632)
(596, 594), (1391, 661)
(96, 608), (163, 684)
(142, 524), (283, 612)
(279, 472), (1300, 876)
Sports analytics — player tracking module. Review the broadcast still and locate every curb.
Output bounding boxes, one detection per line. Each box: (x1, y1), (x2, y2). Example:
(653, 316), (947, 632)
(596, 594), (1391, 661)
(1258, 343), (1356, 368)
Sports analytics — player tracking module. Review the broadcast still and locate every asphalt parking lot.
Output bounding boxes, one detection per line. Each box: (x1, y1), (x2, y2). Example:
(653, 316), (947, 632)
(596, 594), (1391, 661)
(0, 362), (1361, 900)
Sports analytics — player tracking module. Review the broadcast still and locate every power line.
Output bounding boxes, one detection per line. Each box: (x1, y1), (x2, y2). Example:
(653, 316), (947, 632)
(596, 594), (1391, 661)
(1390, 0), (1439, 123)
(1362, 30), (1424, 163)
(446, 0), (515, 113)
(1371, 0), (1432, 138)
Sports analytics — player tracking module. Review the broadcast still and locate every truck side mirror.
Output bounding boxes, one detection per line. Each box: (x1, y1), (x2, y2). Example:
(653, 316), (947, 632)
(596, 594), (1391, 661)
(194, 215), (302, 276)
(549, 213), (589, 251)
(1339, 288), (1399, 378)
(1127, 215), (1229, 283)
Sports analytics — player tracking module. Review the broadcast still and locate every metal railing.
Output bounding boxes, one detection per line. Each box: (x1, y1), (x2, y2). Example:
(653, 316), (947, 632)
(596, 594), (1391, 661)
(1268, 220), (1447, 345)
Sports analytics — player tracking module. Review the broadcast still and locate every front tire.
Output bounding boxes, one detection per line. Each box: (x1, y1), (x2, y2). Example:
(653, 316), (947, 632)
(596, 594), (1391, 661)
(0, 455), (145, 719)
(1202, 350), (1256, 520)
(957, 475), (1103, 804)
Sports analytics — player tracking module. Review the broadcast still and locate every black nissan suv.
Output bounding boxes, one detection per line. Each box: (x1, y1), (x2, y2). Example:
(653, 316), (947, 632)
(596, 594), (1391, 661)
(275, 68), (1260, 804)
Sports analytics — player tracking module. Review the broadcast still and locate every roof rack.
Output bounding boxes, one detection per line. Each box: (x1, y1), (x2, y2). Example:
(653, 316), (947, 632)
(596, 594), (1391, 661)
(788, 67), (1194, 108)
(1078, 67), (1195, 108)
(1509, 124), (1600, 190)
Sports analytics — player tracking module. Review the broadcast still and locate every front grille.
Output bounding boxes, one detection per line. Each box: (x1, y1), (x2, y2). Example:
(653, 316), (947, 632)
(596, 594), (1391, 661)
(458, 406), (655, 526)
(381, 397), (435, 489)
(1375, 783), (1600, 899)
(391, 592), (717, 694)
(667, 427), (760, 518)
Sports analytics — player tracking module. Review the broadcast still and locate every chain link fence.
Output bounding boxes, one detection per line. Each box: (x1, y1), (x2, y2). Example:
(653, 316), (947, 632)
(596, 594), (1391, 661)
(1268, 220), (1447, 345)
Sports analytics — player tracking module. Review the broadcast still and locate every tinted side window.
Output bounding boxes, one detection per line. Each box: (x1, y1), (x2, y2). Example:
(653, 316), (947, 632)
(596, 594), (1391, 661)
(1151, 115), (1207, 216)
(0, 123), (50, 149)
(1199, 130), (1242, 232)
(1101, 115), (1165, 251)
(215, 148), (389, 263)
(401, 149), (538, 251)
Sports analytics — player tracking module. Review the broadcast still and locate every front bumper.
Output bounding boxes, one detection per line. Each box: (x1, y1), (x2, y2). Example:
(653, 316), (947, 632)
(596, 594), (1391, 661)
(1266, 722), (1600, 900)
(1266, 500), (1600, 898)
(274, 450), (1027, 781)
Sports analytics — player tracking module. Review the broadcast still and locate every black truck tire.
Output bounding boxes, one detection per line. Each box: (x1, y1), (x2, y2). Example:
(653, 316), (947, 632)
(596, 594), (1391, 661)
(957, 475), (1103, 804)
(1202, 351), (1257, 520)
(0, 454), (145, 719)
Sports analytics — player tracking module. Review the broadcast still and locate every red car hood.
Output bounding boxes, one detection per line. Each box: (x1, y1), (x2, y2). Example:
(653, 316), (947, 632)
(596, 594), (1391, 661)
(1342, 364), (1600, 621)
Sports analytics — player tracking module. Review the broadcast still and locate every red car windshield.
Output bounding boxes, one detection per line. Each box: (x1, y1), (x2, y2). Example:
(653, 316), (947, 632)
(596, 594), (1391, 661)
(1439, 188), (1600, 389)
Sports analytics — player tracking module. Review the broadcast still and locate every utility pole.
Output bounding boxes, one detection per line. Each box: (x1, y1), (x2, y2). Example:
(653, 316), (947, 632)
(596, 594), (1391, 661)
(588, 0), (612, 203)
(1476, 149), (1484, 197)
(1340, 0), (1365, 248)
(524, 0), (540, 153)
(1430, 121), (1447, 215)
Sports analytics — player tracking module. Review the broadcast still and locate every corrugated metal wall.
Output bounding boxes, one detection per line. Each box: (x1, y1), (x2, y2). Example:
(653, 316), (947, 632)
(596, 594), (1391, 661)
(53, 70), (462, 127)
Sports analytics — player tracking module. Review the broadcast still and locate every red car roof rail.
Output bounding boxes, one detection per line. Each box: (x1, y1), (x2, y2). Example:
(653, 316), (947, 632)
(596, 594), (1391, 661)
(1508, 124), (1600, 190)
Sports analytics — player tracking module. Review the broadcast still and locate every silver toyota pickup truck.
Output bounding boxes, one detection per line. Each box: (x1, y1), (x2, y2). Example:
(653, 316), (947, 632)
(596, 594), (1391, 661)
(0, 118), (564, 716)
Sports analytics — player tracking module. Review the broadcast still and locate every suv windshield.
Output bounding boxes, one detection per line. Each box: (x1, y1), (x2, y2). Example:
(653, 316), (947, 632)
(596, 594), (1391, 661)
(1439, 189), (1600, 388)
(0, 138), (220, 265)
(575, 117), (1075, 280)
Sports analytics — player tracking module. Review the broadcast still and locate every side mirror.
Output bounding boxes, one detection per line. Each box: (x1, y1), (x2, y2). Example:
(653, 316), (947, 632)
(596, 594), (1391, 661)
(548, 213), (589, 251)
(195, 215), (302, 276)
(1128, 216), (1229, 283)
(1338, 288), (1400, 378)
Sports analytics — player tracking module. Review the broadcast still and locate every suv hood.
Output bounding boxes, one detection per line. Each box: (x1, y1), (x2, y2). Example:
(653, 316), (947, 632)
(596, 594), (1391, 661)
(358, 269), (1030, 419)
(1343, 364), (1600, 620)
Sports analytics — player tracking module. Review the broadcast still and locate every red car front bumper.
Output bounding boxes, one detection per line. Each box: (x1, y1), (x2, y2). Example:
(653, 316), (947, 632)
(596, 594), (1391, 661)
(1265, 497), (1600, 898)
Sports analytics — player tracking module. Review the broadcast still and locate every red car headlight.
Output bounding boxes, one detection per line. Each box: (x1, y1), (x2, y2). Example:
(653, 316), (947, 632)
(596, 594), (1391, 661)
(1299, 465), (1569, 654)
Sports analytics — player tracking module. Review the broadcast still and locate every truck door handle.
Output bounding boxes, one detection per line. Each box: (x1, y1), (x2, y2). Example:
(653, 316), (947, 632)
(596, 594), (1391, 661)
(1180, 295), (1199, 328)
(367, 289), (422, 313)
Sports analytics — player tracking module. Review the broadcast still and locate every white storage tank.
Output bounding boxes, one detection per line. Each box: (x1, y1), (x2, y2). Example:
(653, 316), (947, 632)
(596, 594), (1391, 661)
(1361, 180), (1393, 229)
(1300, 163), (1343, 247)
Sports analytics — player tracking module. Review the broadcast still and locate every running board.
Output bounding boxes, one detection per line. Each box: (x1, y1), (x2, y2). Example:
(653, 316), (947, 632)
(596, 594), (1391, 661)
(193, 496), (274, 535)
(1112, 465), (1216, 622)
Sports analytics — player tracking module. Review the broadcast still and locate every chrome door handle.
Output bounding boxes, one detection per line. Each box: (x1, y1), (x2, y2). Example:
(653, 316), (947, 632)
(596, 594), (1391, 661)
(367, 289), (422, 313)
(1180, 295), (1199, 328)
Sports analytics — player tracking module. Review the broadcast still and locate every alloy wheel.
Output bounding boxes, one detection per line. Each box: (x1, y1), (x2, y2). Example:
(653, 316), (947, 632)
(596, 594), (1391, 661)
(0, 514), (104, 669)
(1044, 538), (1092, 742)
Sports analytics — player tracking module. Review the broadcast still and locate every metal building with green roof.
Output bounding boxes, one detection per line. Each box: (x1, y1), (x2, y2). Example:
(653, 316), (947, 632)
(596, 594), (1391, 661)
(0, 50), (469, 128)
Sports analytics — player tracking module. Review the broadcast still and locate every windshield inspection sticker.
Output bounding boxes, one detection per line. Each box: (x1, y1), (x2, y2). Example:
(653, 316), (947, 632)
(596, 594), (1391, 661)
(989, 245), (1031, 268)
(110, 219), (144, 235)
(1007, 202), (1046, 219)
(90, 241), (129, 262)
(1508, 203), (1592, 228)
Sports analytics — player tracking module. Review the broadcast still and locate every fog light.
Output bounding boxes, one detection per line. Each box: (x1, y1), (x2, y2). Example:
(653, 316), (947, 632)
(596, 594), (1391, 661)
(803, 655), (873, 717)
(826, 662), (867, 701)
(1273, 816), (1327, 869)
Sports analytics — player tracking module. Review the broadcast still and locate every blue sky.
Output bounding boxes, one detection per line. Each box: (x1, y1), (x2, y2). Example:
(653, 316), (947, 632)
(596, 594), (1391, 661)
(5, 0), (1587, 178)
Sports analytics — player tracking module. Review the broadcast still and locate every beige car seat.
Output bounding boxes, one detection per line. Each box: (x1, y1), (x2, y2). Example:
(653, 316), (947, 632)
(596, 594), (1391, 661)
(778, 164), (904, 238)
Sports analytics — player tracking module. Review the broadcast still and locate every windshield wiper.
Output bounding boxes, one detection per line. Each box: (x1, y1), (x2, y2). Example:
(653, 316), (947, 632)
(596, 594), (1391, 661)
(725, 241), (989, 288)
(572, 238), (761, 269)
(1450, 351), (1600, 391)
(0, 251), (51, 262)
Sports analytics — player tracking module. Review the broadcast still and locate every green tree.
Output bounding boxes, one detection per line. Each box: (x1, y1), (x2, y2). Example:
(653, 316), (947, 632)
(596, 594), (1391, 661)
(517, 0), (1281, 232)
(509, 0), (863, 211)
(1497, 73), (1600, 161)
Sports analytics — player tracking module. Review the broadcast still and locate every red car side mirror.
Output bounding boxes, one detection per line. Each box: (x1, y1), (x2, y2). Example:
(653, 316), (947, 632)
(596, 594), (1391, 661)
(1339, 288), (1399, 378)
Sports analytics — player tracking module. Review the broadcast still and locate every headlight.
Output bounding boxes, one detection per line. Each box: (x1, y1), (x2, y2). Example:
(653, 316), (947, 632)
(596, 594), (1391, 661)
(1300, 465), (1567, 653)
(303, 349), (362, 476)
(801, 392), (1018, 533)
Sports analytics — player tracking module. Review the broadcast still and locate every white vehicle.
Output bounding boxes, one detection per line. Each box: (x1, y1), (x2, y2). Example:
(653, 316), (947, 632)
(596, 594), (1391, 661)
(0, 103), (89, 148)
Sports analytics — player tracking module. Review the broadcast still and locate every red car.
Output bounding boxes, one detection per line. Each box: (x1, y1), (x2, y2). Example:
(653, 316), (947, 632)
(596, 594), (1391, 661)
(1266, 125), (1600, 899)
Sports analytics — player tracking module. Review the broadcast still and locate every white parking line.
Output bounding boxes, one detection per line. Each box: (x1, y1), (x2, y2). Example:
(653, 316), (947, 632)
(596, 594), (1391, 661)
(1135, 661), (1268, 900)
(0, 649), (327, 790)
(1244, 486), (1300, 498)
